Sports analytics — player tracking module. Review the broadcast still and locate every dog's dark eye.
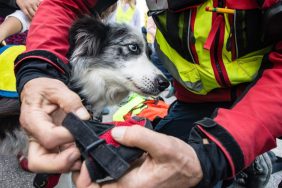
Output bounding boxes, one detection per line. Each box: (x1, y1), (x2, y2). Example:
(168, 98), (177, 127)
(128, 44), (139, 53)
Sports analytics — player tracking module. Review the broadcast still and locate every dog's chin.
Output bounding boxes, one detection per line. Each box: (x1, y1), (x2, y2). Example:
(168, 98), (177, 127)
(139, 88), (161, 96)
(131, 83), (161, 96)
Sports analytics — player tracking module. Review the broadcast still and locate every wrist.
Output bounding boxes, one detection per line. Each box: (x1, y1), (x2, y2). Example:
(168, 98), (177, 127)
(170, 137), (203, 187)
(187, 123), (233, 187)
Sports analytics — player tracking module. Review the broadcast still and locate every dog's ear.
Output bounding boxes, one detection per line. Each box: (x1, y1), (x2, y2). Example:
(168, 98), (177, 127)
(69, 16), (109, 56)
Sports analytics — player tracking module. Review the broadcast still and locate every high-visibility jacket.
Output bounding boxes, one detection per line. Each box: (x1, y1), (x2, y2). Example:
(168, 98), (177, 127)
(0, 45), (25, 98)
(148, 0), (271, 95)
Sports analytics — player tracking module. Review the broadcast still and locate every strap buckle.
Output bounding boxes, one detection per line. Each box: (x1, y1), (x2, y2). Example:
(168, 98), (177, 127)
(85, 139), (106, 153)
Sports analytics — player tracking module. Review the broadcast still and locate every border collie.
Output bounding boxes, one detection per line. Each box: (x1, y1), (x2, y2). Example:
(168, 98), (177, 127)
(0, 16), (169, 155)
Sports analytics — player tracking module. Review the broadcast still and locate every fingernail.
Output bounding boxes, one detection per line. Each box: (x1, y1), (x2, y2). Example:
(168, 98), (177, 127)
(111, 127), (126, 141)
(75, 107), (90, 120)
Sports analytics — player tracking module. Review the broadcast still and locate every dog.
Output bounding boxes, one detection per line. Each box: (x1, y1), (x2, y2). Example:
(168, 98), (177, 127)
(69, 16), (169, 116)
(0, 16), (169, 155)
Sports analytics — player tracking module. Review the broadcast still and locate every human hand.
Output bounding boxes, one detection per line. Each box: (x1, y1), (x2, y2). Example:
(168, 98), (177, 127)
(20, 77), (90, 172)
(16, 0), (42, 19)
(73, 125), (203, 188)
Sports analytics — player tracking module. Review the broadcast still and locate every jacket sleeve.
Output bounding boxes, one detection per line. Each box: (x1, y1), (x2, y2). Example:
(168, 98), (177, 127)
(14, 0), (117, 93)
(195, 40), (282, 177)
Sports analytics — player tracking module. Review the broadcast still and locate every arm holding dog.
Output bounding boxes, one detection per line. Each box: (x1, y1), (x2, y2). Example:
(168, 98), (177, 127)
(195, 40), (282, 177)
(15, 0), (115, 172)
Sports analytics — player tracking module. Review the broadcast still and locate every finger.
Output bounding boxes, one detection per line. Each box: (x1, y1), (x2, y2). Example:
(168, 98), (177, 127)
(59, 142), (76, 151)
(28, 141), (80, 173)
(72, 163), (97, 188)
(111, 126), (174, 158)
(31, 2), (39, 12)
(21, 110), (74, 149)
(46, 85), (90, 120)
(27, 7), (36, 18)
(60, 144), (82, 171)
(70, 160), (82, 171)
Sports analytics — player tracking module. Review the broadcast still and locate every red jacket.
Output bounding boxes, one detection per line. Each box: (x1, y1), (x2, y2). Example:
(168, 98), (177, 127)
(15, 0), (282, 178)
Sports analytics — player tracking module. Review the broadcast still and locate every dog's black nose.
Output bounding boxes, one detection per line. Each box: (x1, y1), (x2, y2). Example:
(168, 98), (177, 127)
(155, 75), (170, 92)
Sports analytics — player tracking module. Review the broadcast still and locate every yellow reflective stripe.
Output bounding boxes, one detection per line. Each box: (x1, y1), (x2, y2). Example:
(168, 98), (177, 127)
(113, 93), (146, 121)
(115, 5), (135, 24)
(0, 45), (26, 92)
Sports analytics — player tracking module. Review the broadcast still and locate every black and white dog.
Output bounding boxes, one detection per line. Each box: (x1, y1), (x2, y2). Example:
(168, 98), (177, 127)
(69, 16), (169, 116)
(0, 16), (169, 155)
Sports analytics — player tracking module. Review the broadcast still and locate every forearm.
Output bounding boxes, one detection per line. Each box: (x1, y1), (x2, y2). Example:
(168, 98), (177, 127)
(214, 41), (282, 165)
(1, 9), (31, 42)
(0, 16), (22, 42)
(15, 0), (117, 95)
(195, 41), (282, 177)
(23, 0), (91, 64)
(15, 0), (93, 94)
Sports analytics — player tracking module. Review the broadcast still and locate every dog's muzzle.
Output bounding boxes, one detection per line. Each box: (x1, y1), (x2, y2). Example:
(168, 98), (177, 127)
(155, 75), (170, 92)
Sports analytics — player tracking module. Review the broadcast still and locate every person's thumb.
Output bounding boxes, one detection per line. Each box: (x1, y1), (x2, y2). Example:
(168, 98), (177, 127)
(111, 125), (169, 158)
(48, 80), (90, 120)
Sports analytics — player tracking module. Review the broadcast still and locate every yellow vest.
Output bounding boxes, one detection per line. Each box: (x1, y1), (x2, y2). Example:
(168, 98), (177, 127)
(0, 45), (26, 98)
(153, 1), (270, 95)
(115, 4), (135, 24)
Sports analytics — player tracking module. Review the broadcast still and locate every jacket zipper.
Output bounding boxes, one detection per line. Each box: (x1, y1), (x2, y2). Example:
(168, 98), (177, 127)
(212, 0), (229, 87)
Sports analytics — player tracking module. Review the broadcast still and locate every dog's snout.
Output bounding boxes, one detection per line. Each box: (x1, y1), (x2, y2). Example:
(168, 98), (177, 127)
(155, 75), (169, 92)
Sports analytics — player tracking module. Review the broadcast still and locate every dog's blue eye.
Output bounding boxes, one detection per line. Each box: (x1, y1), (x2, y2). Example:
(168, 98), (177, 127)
(128, 44), (139, 52)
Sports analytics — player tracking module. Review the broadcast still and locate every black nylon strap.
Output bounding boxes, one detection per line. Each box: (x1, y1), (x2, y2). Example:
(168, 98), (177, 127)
(62, 113), (103, 148)
(62, 113), (131, 182)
